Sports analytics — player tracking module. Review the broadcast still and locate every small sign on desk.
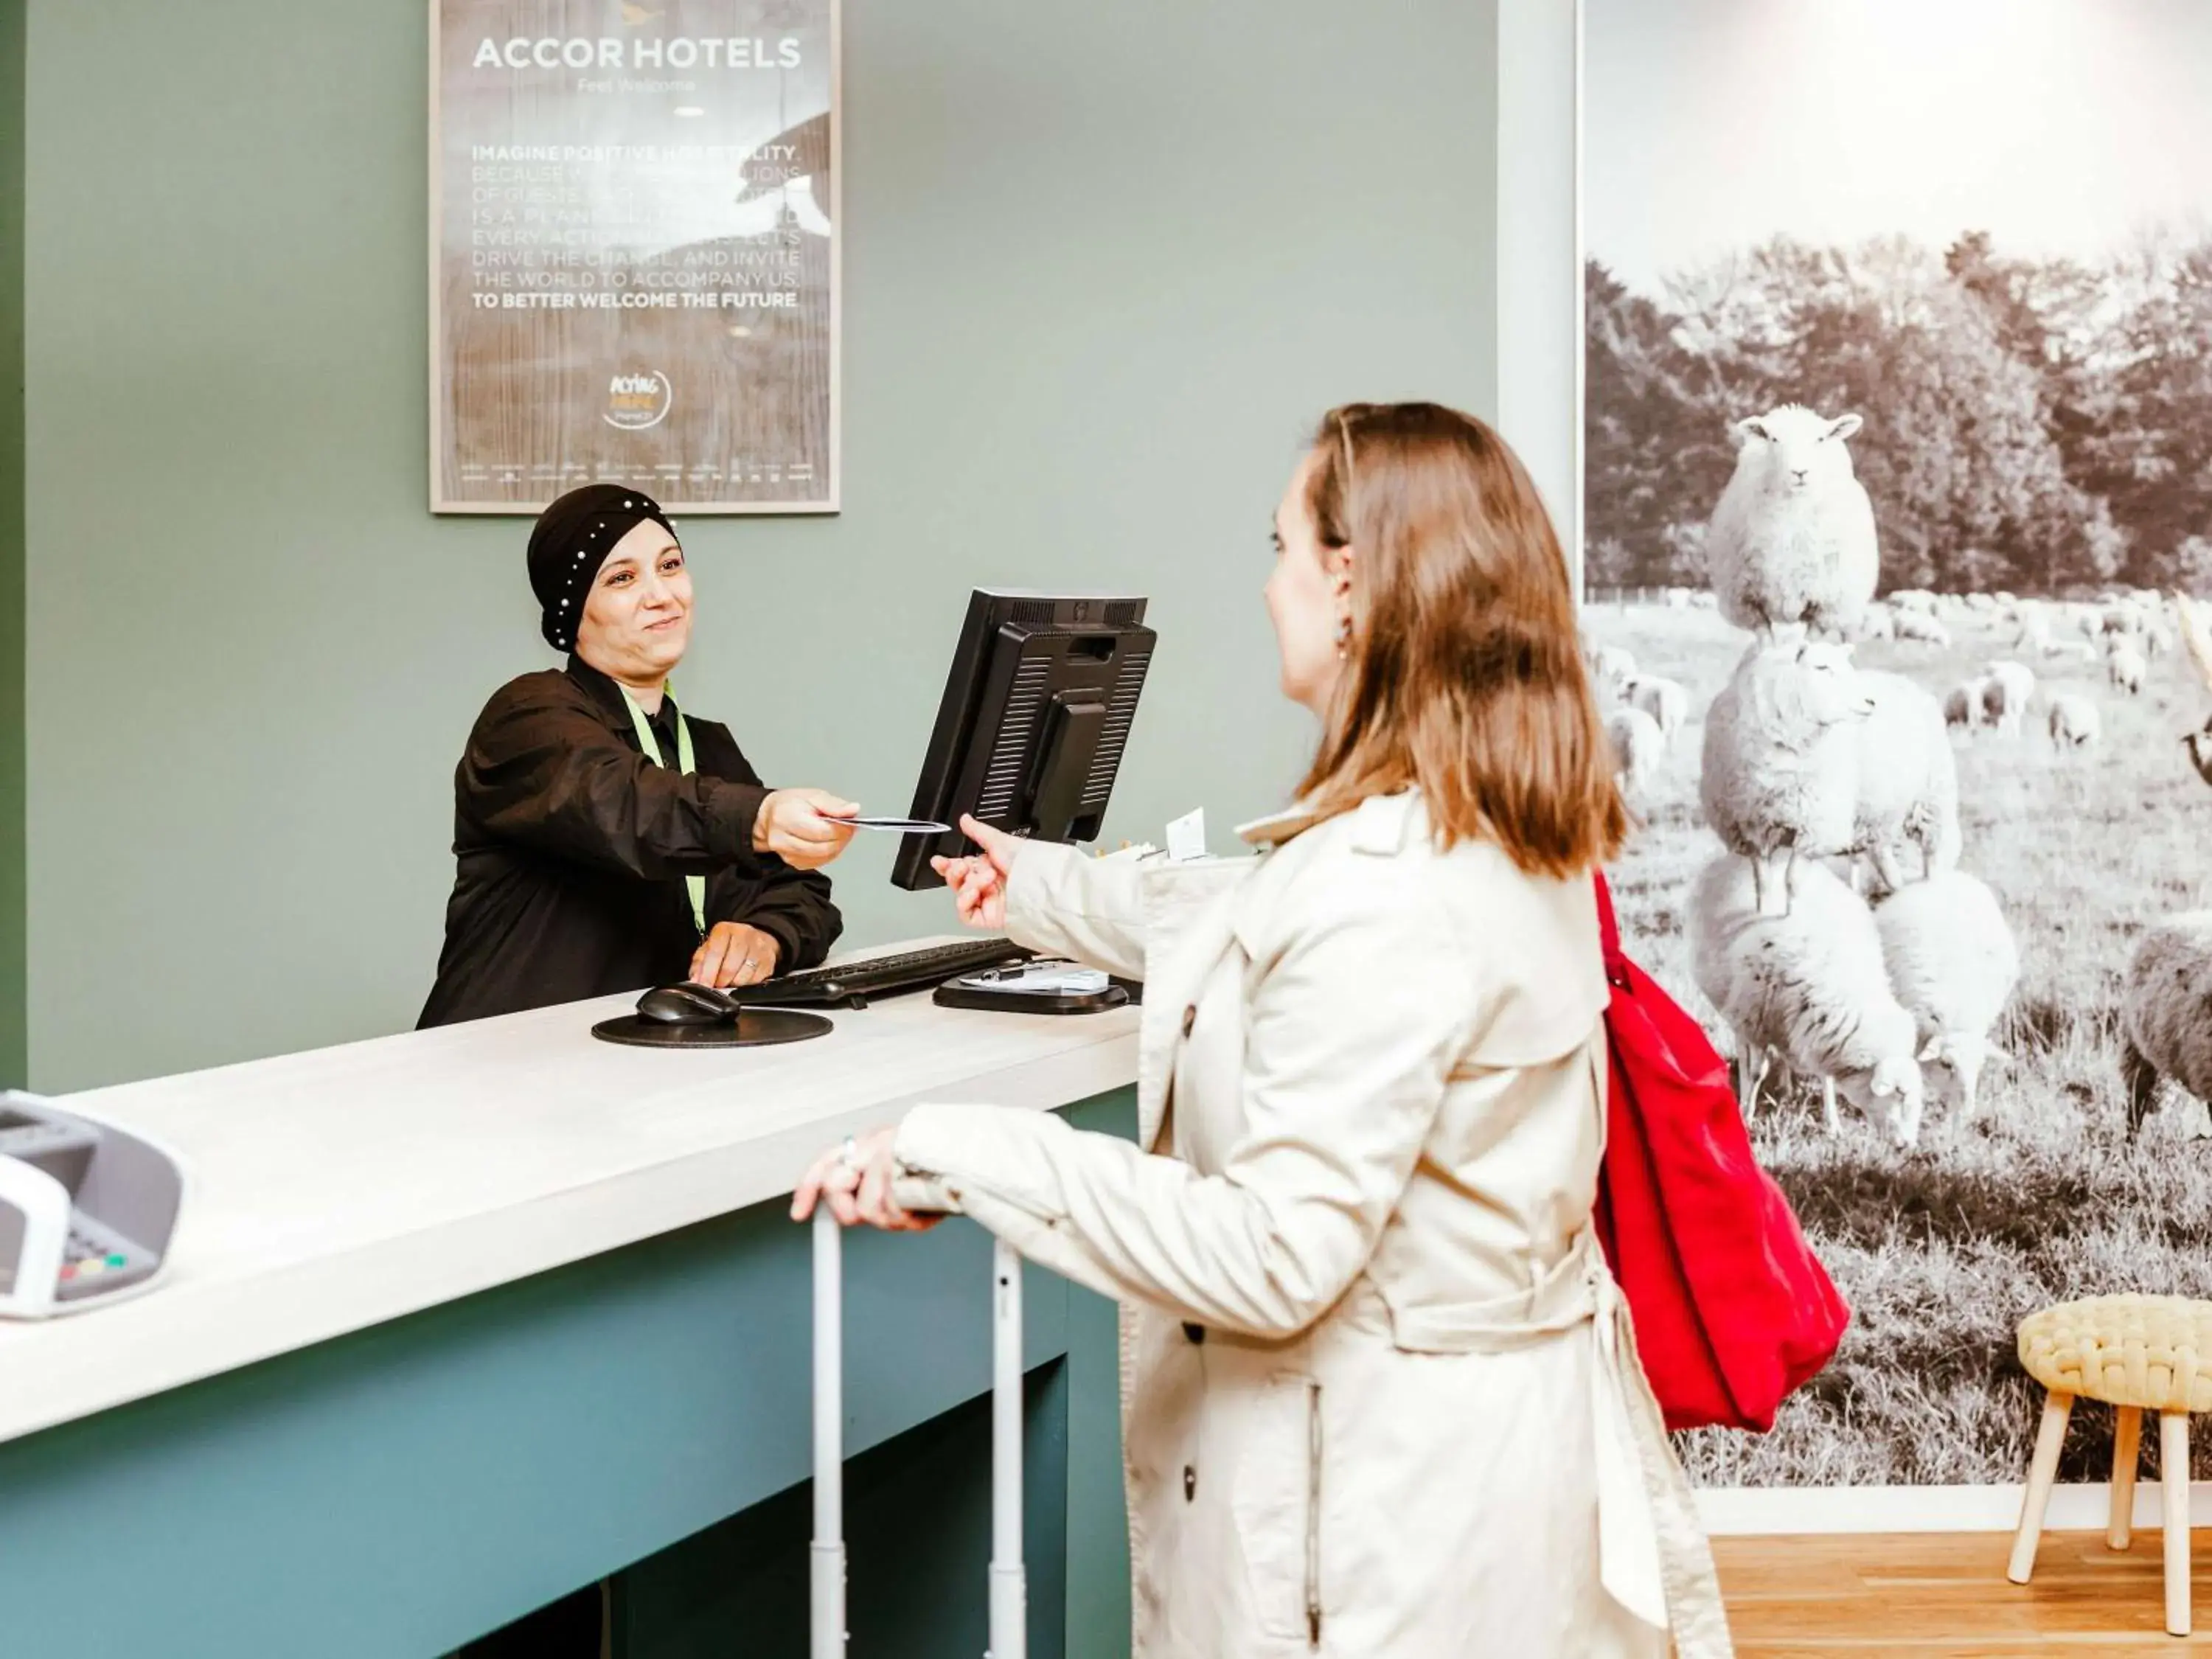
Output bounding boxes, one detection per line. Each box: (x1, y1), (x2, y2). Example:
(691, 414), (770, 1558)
(1165, 810), (1207, 863)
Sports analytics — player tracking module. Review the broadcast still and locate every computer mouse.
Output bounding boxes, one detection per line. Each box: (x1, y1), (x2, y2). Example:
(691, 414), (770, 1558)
(636, 981), (741, 1025)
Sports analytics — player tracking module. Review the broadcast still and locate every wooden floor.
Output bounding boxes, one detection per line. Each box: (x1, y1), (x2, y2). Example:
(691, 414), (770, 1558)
(1718, 1531), (2212, 1655)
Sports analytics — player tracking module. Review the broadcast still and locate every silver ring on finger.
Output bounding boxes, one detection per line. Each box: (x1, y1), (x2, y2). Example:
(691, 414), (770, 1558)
(836, 1135), (858, 1169)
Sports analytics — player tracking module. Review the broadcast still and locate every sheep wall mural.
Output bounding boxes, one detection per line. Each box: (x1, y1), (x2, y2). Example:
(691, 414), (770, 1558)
(1583, 0), (2212, 1488)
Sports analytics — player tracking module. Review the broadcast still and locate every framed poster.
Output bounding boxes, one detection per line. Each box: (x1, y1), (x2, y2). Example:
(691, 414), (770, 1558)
(430, 0), (838, 514)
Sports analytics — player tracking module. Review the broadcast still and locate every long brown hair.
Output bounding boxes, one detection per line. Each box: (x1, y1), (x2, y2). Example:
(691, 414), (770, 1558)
(1295, 401), (1626, 878)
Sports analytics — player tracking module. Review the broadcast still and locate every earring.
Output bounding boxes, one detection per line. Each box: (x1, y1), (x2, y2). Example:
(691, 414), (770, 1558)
(1335, 615), (1352, 658)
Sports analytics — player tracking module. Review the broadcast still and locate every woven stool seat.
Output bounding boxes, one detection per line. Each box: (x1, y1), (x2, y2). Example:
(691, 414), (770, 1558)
(2010, 1293), (2212, 1635)
(2017, 1293), (2212, 1413)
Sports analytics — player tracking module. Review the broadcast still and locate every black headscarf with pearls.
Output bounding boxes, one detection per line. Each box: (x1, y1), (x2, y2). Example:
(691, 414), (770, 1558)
(526, 484), (678, 652)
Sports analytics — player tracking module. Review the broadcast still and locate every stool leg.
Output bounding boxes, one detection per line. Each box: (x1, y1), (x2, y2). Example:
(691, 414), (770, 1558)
(2163, 1411), (2191, 1637)
(2010, 1390), (2073, 1585)
(2112, 1405), (2142, 1549)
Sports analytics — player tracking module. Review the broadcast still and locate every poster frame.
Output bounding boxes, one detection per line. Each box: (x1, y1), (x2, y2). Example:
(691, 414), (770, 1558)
(425, 0), (843, 516)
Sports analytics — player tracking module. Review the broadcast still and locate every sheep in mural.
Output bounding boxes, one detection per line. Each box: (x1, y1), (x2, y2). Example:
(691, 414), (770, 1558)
(2177, 592), (2212, 786)
(1892, 610), (1953, 647)
(1624, 673), (1690, 745)
(2107, 639), (2148, 698)
(1700, 639), (1874, 917)
(2011, 611), (2049, 646)
(2103, 605), (2148, 638)
(1605, 705), (1666, 803)
(1891, 589), (1938, 616)
(1663, 586), (1694, 609)
(2187, 726), (2212, 788)
(1689, 852), (1927, 1147)
(2048, 692), (2101, 751)
(1859, 601), (1897, 642)
(1874, 871), (2019, 1122)
(2010, 605), (2053, 652)
(1585, 643), (1635, 703)
(1945, 676), (1994, 734)
(1980, 660), (2035, 736)
(1987, 658), (2035, 707)
(1978, 678), (2016, 735)
(2121, 914), (2212, 1135)
(1847, 671), (1960, 896)
(1705, 405), (1879, 639)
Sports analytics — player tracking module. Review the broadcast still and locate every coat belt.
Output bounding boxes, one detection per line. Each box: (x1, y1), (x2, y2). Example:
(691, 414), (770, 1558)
(1583, 1248), (1736, 1658)
(1200, 1235), (1735, 1657)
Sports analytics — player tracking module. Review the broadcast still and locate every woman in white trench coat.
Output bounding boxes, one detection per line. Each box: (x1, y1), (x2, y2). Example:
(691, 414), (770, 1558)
(796, 403), (1731, 1658)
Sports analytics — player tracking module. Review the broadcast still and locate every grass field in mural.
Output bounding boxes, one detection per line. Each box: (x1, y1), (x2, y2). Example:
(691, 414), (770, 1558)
(1587, 599), (2212, 1486)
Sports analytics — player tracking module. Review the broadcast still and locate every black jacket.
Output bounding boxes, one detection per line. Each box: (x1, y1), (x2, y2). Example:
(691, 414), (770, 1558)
(417, 656), (842, 1027)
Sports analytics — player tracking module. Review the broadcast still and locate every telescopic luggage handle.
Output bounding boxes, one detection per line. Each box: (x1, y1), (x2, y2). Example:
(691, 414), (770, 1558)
(811, 1208), (1027, 1659)
(989, 1237), (1026, 1658)
(811, 1208), (846, 1659)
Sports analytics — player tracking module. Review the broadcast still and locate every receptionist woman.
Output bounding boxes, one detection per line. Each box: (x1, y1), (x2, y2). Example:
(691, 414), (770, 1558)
(420, 483), (857, 1029)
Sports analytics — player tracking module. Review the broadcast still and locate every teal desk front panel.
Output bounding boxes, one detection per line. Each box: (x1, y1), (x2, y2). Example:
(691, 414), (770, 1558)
(0, 1089), (1136, 1658)
(616, 1358), (1074, 1658)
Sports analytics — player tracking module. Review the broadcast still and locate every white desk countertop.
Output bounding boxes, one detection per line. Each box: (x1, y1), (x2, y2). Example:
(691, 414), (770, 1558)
(0, 943), (1139, 1447)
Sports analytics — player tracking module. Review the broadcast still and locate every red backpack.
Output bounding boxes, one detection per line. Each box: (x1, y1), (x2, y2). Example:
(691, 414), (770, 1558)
(1589, 872), (1851, 1432)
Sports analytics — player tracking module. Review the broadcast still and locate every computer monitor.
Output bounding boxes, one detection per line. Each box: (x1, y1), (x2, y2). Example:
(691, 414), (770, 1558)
(891, 588), (1155, 891)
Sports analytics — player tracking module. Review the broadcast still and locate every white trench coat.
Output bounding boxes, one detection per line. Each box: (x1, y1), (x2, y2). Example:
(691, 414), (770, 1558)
(892, 790), (1731, 1658)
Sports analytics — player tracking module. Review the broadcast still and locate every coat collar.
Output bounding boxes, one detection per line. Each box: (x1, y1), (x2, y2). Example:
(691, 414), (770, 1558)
(565, 653), (633, 728)
(566, 654), (682, 735)
(1234, 801), (1324, 849)
(1234, 789), (1423, 856)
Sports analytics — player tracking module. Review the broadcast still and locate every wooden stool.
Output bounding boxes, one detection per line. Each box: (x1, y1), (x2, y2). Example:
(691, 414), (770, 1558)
(2009, 1294), (2212, 1636)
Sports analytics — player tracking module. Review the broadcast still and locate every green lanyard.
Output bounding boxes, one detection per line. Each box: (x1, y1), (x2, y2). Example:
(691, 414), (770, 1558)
(619, 684), (707, 937)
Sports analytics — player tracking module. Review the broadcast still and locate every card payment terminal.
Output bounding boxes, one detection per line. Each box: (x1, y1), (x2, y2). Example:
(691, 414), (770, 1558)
(0, 1093), (184, 1317)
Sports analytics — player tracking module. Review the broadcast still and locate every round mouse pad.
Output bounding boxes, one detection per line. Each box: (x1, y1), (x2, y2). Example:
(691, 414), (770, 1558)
(590, 1009), (835, 1048)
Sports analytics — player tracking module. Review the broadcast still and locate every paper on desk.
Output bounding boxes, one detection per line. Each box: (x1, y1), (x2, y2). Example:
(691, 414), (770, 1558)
(990, 963), (1110, 994)
(1166, 809), (1207, 863)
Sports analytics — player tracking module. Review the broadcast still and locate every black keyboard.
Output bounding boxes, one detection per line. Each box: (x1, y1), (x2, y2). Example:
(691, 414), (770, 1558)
(729, 939), (1033, 1009)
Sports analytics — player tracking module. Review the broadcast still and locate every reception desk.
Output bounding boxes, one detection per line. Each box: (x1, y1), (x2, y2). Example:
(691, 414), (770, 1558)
(0, 948), (1139, 1658)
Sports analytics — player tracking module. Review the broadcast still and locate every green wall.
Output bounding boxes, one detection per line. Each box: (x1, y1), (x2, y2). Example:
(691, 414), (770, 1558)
(0, 0), (24, 1088)
(21, 1), (1498, 1091)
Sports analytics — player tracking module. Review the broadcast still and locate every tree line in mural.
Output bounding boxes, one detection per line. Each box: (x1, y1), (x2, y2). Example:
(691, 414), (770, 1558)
(1585, 229), (2212, 597)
